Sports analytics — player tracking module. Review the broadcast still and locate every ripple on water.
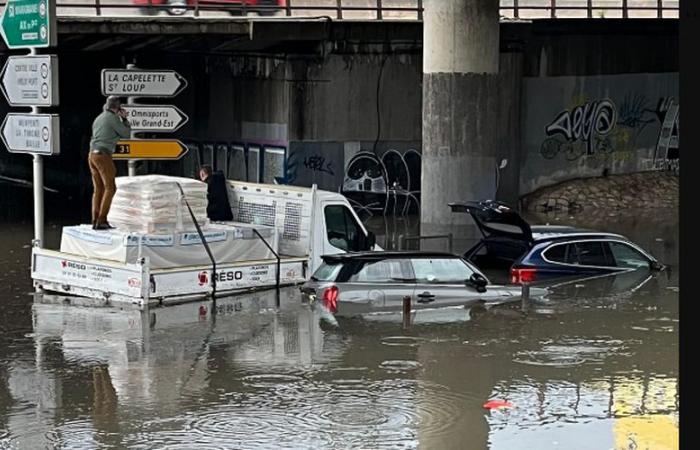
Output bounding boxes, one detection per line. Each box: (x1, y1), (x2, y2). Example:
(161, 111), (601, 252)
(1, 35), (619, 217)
(379, 360), (422, 372)
(133, 378), (472, 449)
(513, 338), (629, 367)
(241, 373), (304, 389)
(380, 336), (426, 347)
(44, 420), (101, 450)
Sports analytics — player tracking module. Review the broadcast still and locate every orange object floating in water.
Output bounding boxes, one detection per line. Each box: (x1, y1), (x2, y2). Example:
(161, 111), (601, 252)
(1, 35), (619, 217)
(483, 400), (514, 410)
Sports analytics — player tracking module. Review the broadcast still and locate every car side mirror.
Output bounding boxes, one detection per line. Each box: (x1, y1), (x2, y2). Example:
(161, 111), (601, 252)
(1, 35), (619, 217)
(365, 231), (376, 250)
(468, 273), (488, 293)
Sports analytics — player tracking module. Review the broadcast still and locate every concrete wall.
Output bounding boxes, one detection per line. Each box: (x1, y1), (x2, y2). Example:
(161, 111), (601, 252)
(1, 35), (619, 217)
(286, 53), (422, 192)
(0, 20), (679, 220)
(519, 72), (679, 195)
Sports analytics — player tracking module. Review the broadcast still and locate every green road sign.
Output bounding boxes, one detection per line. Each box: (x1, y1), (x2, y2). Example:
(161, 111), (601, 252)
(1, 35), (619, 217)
(0, 0), (56, 49)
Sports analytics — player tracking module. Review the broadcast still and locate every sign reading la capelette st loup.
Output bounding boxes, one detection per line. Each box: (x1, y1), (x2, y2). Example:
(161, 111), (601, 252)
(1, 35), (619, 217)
(1, 55), (58, 107)
(0, 0), (56, 49)
(101, 69), (188, 97)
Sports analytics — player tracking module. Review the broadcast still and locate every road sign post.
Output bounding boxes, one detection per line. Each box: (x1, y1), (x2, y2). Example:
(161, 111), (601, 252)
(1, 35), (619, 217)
(1, 55), (58, 107)
(1, 0), (57, 247)
(0, 0), (56, 49)
(103, 65), (189, 177)
(1, 113), (60, 155)
(101, 69), (187, 97)
(121, 104), (188, 132)
(112, 140), (189, 160)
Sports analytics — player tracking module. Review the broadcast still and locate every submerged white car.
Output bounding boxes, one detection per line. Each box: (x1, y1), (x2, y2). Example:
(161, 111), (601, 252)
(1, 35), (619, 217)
(300, 251), (547, 317)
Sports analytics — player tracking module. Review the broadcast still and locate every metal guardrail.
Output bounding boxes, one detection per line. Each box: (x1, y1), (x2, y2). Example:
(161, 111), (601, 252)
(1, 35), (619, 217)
(0, 0), (679, 20)
(399, 233), (454, 253)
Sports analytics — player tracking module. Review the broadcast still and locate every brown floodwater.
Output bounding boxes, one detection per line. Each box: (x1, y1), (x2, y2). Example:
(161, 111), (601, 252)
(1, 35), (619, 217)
(0, 209), (678, 449)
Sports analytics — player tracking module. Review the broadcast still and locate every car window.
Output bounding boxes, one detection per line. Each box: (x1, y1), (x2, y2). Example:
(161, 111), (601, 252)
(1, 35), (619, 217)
(411, 258), (474, 284)
(349, 259), (412, 282)
(312, 262), (342, 281)
(608, 242), (651, 269)
(324, 205), (363, 252)
(574, 241), (615, 267)
(544, 243), (578, 264)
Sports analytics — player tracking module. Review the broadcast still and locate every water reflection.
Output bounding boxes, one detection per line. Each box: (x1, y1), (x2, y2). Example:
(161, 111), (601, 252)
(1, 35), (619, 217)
(0, 210), (678, 449)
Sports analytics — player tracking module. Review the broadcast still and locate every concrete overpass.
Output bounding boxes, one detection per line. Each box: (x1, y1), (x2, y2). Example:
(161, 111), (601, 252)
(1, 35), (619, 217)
(0, 0), (679, 225)
(0, 0), (680, 20)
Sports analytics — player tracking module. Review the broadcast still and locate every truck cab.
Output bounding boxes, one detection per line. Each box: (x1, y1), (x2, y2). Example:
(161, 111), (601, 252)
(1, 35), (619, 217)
(311, 189), (377, 273)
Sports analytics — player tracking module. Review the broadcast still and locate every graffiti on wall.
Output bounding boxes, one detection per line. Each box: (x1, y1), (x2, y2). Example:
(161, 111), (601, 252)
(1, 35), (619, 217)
(653, 97), (679, 171)
(303, 155), (334, 175)
(540, 94), (679, 171)
(541, 99), (617, 161)
(342, 149), (421, 217)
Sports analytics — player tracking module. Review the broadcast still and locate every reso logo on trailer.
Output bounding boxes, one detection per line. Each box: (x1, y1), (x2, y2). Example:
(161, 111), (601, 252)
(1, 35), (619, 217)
(196, 270), (245, 286)
(214, 270), (244, 282)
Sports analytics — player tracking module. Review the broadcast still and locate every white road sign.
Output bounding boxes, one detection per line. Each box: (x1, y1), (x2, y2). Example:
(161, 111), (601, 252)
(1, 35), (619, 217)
(0, 55), (58, 106)
(1, 113), (59, 155)
(122, 104), (189, 132)
(101, 69), (187, 97)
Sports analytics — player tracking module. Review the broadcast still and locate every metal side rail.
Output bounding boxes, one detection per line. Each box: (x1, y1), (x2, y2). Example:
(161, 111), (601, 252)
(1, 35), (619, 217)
(31, 246), (308, 309)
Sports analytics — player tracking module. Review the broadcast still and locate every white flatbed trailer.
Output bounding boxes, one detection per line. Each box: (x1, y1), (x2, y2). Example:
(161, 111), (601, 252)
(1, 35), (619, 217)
(30, 180), (377, 309)
(31, 247), (308, 308)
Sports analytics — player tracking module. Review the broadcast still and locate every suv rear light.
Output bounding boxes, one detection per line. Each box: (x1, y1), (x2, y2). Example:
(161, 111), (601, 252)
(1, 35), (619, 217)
(322, 285), (339, 313)
(511, 267), (537, 284)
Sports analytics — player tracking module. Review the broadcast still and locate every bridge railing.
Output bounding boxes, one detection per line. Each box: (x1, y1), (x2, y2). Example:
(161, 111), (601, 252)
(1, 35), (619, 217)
(0, 0), (680, 20)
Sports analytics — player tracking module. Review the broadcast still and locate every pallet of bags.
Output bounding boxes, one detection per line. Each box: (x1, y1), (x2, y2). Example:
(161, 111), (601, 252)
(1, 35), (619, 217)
(108, 175), (209, 234)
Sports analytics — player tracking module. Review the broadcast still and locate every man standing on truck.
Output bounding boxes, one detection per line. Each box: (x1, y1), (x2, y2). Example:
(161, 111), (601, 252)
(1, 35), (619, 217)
(198, 165), (234, 222)
(88, 96), (131, 230)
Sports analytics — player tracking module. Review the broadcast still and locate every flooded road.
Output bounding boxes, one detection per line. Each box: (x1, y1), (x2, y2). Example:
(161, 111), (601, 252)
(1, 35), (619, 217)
(0, 210), (678, 449)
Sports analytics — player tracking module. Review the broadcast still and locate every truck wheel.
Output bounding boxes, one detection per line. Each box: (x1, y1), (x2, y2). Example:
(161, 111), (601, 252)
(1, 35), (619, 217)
(166, 0), (187, 15)
(256, 0), (279, 16)
(139, 6), (160, 15)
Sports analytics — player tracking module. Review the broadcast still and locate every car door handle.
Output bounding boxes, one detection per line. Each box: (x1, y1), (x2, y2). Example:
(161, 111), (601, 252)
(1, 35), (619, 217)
(417, 292), (435, 303)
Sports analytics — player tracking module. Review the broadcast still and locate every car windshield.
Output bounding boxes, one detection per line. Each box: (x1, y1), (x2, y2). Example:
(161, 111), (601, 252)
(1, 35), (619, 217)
(312, 262), (342, 281)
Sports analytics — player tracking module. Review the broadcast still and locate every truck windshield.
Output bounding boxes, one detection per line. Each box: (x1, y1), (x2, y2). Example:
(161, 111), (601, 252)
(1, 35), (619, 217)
(324, 205), (364, 252)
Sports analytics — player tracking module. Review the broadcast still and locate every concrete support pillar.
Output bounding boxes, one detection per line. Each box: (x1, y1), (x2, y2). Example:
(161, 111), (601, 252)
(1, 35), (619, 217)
(421, 0), (501, 232)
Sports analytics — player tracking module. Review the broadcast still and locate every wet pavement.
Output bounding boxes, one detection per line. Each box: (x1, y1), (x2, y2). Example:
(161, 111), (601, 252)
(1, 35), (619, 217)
(0, 210), (678, 449)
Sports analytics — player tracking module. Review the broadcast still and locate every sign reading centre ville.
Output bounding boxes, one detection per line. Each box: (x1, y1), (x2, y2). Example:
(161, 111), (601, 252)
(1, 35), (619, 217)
(101, 69), (188, 97)
(1, 55), (58, 107)
(1, 113), (60, 155)
(0, 0), (56, 49)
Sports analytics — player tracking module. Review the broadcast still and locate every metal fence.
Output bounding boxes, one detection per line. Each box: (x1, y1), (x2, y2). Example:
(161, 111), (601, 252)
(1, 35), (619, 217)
(0, 0), (680, 20)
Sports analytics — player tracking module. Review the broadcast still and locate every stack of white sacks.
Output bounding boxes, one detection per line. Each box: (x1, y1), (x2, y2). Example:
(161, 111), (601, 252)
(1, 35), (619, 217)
(107, 175), (208, 234)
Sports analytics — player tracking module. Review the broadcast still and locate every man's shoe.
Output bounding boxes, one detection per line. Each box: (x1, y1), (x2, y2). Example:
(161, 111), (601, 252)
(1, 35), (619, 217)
(94, 223), (111, 230)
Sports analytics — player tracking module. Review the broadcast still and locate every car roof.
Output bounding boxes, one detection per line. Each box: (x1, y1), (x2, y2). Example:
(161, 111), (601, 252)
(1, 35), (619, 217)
(321, 251), (458, 262)
(532, 230), (629, 243)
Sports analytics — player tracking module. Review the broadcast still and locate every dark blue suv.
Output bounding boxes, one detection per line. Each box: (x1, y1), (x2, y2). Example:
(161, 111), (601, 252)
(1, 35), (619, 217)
(449, 200), (663, 284)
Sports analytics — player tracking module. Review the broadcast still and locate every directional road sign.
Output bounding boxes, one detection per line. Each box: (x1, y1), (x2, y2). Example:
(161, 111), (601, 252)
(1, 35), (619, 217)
(112, 139), (188, 160)
(101, 69), (188, 97)
(1, 55), (58, 107)
(121, 104), (188, 132)
(0, 0), (56, 49)
(1, 113), (59, 155)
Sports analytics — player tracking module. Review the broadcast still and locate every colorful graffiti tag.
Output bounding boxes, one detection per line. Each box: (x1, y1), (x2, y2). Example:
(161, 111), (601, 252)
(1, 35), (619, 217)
(653, 97), (679, 171)
(540, 94), (679, 172)
(541, 99), (617, 161)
